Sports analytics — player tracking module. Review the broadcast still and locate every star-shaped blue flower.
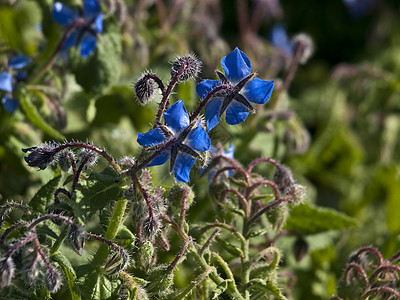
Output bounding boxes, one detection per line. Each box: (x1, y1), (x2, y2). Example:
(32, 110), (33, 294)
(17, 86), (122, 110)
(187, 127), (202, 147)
(0, 55), (31, 113)
(196, 48), (274, 131)
(52, 0), (103, 58)
(137, 100), (211, 182)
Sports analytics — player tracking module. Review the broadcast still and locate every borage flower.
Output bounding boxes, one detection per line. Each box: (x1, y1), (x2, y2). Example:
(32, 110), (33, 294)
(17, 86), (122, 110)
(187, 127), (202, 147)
(201, 143), (235, 183)
(0, 55), (31, 113)
(137, 100), (211, 182)
(196, 48), (274, 131)
(52, 0), (103, 57)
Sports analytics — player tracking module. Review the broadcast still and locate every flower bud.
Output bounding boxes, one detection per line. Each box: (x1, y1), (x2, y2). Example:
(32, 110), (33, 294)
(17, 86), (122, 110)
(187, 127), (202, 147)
(288, 184), (307, 206)
(167, 183), (195, 213)
(267, 203), (288, 232)
(170, 54), (201, 82)
(0, 257), (15, 289)
(293, 236), (308, 262)
(273, 166), (295, 194)
(146, 265), (174, 296)
(141, 215), (160, 239)
(77, 149), (98, 167)
(68, 224), (86, 255)
(45, 269), (62, 292)
(22, 142), (58, 170)
(104, 250), (130, 275)
(58, 151), (73, 172)
(292, 33), (314, 65)
(136, 240), (154, 269)
(134, 73), (157, 105)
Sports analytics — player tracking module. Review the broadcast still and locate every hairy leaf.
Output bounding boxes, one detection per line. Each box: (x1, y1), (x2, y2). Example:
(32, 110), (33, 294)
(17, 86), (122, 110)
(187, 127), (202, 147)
(29, 175), (61, 214)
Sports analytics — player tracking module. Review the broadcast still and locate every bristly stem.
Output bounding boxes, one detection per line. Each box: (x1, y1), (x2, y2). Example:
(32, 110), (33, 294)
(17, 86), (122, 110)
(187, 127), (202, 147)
(28, 214), (74, 230)
(0, 221), (29, 246)
(167, 237), (191, 273)
(343, 263), (368, 286)
(200, 228), (220, 255)
(179, 188), (189, 231)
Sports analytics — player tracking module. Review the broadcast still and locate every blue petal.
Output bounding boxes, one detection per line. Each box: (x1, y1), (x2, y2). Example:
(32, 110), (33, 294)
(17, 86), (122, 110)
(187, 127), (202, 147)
(52, 2), (78, 27)
(83, 0), (100, 19)
(8, 56), (31, 69)
(270, 24), (293, 55)
(0, 72), (13, 92)
(15, 70), (27, 81)
(94, 13), (103, 33)
(225, 143), (234, 159)
(62, 30), (78, 50)
(242, 78), (274, 104)
(186, 122), (211, 152)
(137, 128), (166, 146)
(164, 100), (189, 134)
(204, 97), (223, 131)
(225, 101), (249, 125)
(173, 152), (195, 182)
(1, 94), (18, 113)
(80, 34), (97, 57)
(147, 150), (170, 167)
(196, 79), (221, 99)
(221, 48), (251, 83)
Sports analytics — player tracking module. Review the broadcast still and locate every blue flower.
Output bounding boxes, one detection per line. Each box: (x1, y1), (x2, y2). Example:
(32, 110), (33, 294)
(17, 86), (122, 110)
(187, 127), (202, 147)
(52, 0), (103, 58)
(269, 24), (293, 56)
(202, 143), (235, 183)
(196, 48), (274, 131)
(137, 100), (211, 182)
(0, 55), (31, 113)
(342, 0), (375, 18)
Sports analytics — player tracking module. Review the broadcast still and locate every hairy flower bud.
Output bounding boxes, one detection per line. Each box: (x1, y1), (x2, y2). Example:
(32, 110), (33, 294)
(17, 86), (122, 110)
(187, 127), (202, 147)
(58, 151), (73, 172)
(292, 33), (314, 64)
(22, 142), (58, 170)
(0, 257), (15, 289)
(45, 269), (62, 292)
(136, 240), (154, 269)
(104, 250), (130, 275)
(134, 73), (157, 105)
(273, 166), (295, 194)
(141, 215), (160, 239)
(288, 184), (307, 206)
(146, 265), (174, 296)
(77, 148), (98, 167)
(170, 54), (201, 82)
(68, 224), (86, 255)
(167, 183), (195, 213)
(267, 203), (289, 232)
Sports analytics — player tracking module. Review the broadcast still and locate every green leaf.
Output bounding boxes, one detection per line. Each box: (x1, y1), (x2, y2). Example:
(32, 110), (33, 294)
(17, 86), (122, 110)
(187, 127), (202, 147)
(211, 280), (232, 299)
(70, 18), (122, 95)
(284, 204), (357, 234)
(51, 252), (81, 300)
(73, 167), (121, 221)
(215, 237), (244, 258)
(249, 279), (287, 300)
(29, 175), (61, 214)
(19, 91), (65, 140)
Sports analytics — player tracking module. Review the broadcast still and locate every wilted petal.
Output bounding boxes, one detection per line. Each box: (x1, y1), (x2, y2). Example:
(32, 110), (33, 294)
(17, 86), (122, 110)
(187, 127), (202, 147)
(242, 78), (274, 104)
(147, 150), (170, 167)
(8, 56), (31, 69)
(52, 2), (78, 27)
(164, 100), (189, 134)
(1, 95), (18, 113)
(80, 34), (97, 58)
(0, 72), (12, 93)
(186, 122), (211, 152)
(94, 13), (103, 33)
(205, 97), (223, 131)
(221, 48), (251, 83)
(225, 101), (249, 125)
(173, 152), (195, 182)
(196, 79), (220, 99)
(83, 0), (100, 19)
(137, 128), (165, 146)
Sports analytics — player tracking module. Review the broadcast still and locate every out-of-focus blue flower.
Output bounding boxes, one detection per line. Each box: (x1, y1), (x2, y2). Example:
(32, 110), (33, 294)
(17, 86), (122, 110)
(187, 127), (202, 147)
(196, 48), (274, 131)
(204, 143), (235, 182)
(137, 100), (211, 182)
(0, 55), (31, 113)
(342, 0), (375, 19)
(269, 24), (293, 55)
(52, 0), (103, 58)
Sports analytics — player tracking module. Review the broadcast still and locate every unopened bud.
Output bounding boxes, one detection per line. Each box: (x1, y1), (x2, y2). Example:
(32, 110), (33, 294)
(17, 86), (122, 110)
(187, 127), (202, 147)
(68, 224), (86, 255)
(104, 250), (130, 275)
(136, 240), (154, 269)
(288, 184), (307, 206)
(0, 257), (15, 288)
(142, 216), (160, 239)
(293, 236), (308, 262)
(22, 141), (58, 170)
(170, 54), (201, 82)
(58, 151), (72, 172)
(267, 203), (288, 232)
(45, 269), (62, 292)
(146, 265), (174, 296)
(273, 166), (295, 194)
(134, 73), (157, 105)
(292, 33), (314, 65)
(167, 183), (195, 213)
(77, 149), (98, 167)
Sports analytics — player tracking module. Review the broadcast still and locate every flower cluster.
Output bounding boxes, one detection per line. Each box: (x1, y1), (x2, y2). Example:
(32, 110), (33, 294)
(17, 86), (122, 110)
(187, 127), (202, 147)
(52, 0), (103, 57)
(0, 55), (31, 113)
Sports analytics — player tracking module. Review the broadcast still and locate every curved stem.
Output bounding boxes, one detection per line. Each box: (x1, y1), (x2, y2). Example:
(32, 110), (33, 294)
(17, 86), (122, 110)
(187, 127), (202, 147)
(246, 157), (282, 174)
